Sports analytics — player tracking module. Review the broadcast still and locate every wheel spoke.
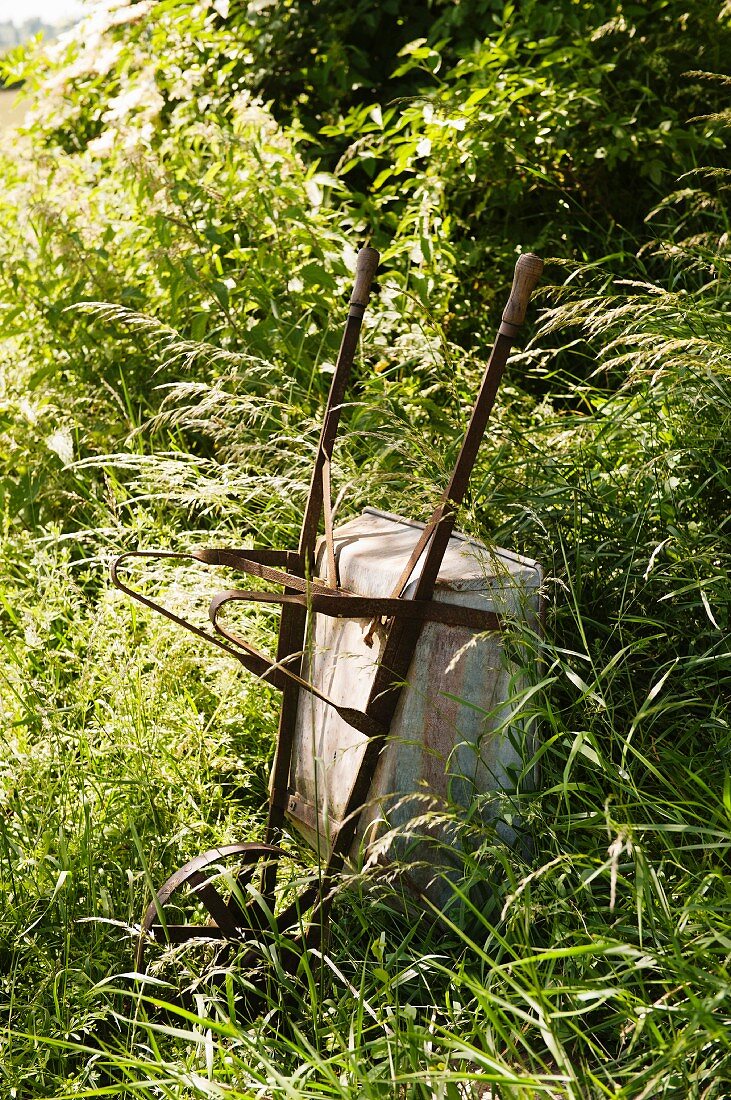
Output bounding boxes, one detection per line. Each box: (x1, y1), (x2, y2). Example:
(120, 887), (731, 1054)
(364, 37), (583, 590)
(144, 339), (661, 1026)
(193, 880), (245, 938)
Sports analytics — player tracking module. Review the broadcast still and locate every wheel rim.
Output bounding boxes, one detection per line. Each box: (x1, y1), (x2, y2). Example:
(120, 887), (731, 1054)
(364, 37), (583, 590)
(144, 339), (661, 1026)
(135, 843), (321, 1015)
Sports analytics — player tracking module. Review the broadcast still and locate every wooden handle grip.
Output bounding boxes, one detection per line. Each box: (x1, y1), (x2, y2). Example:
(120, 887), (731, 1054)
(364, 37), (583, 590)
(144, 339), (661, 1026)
(501, 252), (544, 329)
(350, 244), (380, 307)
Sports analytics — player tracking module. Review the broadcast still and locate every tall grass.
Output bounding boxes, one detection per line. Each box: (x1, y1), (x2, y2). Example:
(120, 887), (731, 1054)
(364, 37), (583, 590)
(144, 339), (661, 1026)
(1, 228), (729, 1096)
(0, 8), (729, 1097)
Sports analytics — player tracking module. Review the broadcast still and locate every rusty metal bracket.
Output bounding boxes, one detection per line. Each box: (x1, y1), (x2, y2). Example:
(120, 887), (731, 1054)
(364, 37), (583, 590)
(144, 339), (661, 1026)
(210, 588), (502, 633)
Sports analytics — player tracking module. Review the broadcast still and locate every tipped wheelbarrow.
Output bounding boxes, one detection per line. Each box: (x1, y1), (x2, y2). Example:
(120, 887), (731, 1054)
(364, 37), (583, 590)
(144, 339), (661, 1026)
(112, 245), (543, 998)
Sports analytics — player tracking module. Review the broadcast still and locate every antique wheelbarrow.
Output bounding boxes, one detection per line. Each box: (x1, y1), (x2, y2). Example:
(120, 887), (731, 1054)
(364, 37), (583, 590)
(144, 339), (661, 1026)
(112, 245), (543, 992)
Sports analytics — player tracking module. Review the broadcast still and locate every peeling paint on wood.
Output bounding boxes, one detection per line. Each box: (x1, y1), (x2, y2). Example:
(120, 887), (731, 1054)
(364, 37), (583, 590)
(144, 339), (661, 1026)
(288, 508), (542, 907)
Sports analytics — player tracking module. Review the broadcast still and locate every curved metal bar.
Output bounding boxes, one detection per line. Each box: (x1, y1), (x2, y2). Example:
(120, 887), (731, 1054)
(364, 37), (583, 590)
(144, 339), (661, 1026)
(137, 843), (288, 967)
(111, 551), (385, 739)
(141, 843), (286, 927)
(209, 592), (384, 739)
(111, 550), (291, 688)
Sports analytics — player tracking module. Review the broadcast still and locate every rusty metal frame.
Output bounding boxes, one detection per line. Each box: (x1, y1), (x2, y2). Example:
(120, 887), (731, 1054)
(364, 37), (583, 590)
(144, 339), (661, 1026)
(113, 244), (543, 982)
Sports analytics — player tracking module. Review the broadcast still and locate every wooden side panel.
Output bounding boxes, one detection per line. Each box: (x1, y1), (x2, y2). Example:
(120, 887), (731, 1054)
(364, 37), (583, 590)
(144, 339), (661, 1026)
(286, 510), (542, 905)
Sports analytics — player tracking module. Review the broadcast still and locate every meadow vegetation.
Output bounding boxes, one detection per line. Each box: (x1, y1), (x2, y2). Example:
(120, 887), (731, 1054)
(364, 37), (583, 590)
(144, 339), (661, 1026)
(0, 0), (729, 1095)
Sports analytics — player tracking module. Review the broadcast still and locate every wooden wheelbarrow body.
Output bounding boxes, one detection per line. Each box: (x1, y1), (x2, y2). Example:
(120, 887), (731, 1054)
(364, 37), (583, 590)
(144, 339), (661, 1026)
(290, 508), (542, 907)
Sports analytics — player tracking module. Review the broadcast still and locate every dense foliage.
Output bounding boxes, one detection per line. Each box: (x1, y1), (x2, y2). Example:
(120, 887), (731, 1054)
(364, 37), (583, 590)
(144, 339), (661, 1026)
(0, 0), (729, 1095)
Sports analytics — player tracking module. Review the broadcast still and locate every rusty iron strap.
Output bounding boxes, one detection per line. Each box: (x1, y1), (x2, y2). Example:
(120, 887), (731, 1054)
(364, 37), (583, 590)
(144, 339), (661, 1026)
(210, 587), (502, 633)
